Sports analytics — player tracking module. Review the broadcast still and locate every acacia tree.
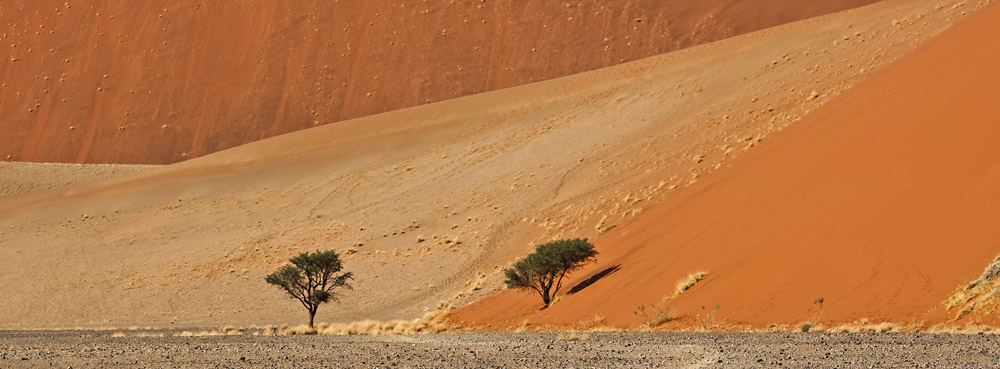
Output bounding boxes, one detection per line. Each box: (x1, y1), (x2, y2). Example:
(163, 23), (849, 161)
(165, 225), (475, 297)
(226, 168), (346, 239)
(504, 238), (598, 308)
(265, 250), (353, 328)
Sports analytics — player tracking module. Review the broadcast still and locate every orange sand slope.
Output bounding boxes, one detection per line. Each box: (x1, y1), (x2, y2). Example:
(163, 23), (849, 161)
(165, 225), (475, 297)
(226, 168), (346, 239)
(0, 0), (877, 164)
(0, 0), (982, 329)
(453, 0), (1000, 331)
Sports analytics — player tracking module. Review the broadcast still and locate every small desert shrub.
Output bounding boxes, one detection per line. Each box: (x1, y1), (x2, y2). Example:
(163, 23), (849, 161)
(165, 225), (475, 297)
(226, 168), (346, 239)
(633, 297), (674, 329)
(555, 332), (591, 342)
(221, 325), (244, 335)
(675, 272), (707, 296)
(515, 319), (532, 333)
(801, 323), (813, 332)
(700, 304), (721, 330)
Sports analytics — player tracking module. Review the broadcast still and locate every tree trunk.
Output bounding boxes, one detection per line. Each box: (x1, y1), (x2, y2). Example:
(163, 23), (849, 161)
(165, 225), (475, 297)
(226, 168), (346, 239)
(542, 293), (551, 307)
(309, 309), (316, 329)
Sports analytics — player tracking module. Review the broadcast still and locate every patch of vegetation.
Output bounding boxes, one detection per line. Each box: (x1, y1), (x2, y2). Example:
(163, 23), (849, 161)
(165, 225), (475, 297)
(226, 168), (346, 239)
(675, 272), (707, 296)
(504, 238), (598, 307)
(633, 299), (674, 329)
(813, 297), (825, 323)
(700, 304), (721, 330)
(944, 254), (1000, 321)
(265, 250), (353, 328)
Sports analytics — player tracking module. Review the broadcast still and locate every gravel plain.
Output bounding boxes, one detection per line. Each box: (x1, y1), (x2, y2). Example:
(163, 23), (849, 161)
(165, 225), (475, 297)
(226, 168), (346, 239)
(2, 330), (1000, 368)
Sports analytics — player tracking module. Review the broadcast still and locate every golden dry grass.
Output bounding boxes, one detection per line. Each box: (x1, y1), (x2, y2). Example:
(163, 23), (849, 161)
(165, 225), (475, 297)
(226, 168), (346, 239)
(268, 302), (454, 336)
(674, 272), (707, 296)
(944, 254), (1000, 321)
(555, 332), (591, 342)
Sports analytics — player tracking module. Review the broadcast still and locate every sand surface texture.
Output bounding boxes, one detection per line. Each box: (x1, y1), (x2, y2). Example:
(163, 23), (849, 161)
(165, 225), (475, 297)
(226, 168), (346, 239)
(0, 0), (989, 330)
(0, 0), (876, 164)
(0, 162), (155, 199)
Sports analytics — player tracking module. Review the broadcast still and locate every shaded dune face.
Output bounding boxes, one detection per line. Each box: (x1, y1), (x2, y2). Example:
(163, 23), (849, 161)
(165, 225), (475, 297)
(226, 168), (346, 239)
(452, 0), (1000, 331)
(0, 0), (878, 164)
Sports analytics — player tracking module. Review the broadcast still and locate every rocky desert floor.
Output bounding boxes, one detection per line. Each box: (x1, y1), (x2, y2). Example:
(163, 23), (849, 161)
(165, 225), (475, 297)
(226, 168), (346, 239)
(2, 331), (998, 368)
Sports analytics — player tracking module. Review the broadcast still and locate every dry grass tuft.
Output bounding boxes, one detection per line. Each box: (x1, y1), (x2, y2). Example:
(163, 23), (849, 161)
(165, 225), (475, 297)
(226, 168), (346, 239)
(927, 324), (1000, 334)
(555, 332), (591, 342)
(944, 254), (1000, 321)
(675, 272), (707, 296)
(111, 331), (167, 338)
(824, 320), (905, 333)
(307, 302), (452, 336)
(175, 330), (226, 337)
(586, 326), (621, 333)
(280, 325), (318, 336)
(221, 325), (244, 335)
(634, 296), (674, 329)
(514, 319), (532, 333)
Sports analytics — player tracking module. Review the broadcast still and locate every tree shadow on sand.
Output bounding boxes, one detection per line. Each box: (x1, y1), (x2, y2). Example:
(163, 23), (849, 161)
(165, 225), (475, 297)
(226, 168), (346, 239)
(567, 264), (621, 295)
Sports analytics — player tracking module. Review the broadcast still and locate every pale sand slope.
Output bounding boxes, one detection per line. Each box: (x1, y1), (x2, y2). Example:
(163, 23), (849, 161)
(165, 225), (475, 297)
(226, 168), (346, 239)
(0, 163), (156, 199)
(0, 0), (981, 329)
(454, 0), (1000, 331)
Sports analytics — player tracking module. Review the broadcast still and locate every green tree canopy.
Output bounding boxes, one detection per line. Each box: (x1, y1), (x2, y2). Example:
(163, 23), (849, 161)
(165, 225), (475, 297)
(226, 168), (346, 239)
(265, 250), (353, 328)
(504, 238), (598, 307)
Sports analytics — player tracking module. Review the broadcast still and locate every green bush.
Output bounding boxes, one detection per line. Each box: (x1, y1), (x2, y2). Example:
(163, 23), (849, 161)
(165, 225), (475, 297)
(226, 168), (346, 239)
(266, 250), (353, 328)
(504, 238), (598, 307)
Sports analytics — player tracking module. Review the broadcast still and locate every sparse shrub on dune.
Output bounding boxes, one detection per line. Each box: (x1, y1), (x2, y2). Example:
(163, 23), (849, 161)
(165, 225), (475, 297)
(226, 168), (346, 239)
(944, 254), (1000, 321)
(812, 297), (825, 324)
(674, 272), (707, 296)
(515, 319), (532, 333)
(504, 238), (598, 308)
(633, 295), (675, 329)
(700, 304), (721, 330)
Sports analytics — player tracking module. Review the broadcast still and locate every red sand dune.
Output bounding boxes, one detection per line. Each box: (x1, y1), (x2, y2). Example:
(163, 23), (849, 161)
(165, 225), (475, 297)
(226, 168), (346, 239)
(0, 0), (982, 330)
(0, 0), (877, 164)
(452, 1), (1000, 331)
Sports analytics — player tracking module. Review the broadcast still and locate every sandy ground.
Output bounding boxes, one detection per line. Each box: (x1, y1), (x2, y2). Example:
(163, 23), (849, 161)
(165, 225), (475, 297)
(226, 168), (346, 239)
(0, 162), (156, 198)
(2, 331), (999, 368)
(0, 0), (877, 164)
(0, 0), (987, 330)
